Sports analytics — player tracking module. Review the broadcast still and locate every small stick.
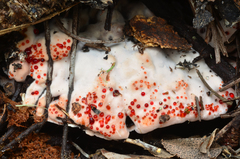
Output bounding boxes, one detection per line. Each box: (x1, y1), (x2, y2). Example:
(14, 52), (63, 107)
(0, 125), (18, 145)
(44, 20), (53, 110)
(104, 4), (114, 31)
(84, 43), (111, 52)
(210, 21), (221, 63)
(199, 96), (204, 110)
(124, 138), (173, 158)
(196, 69), (232, 105)
(11, 82), (22, 101)
(195, 96), (201, 122)
(0, 105), (7, 130)
(56, 18), (123, 44)
(235, 31), (240, 105)
(72, 142), (90, 158)
(219, 77), (240, 92)
(125, 138), (162, 155)
(61, 5), (78, 159)
(0, 90), (18, 109)
(215, 119), (233, 141)
(1, 119), (47, 152)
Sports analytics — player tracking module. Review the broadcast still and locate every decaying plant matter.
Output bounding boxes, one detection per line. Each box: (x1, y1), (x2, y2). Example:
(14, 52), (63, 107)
(1, 0), (240, 158)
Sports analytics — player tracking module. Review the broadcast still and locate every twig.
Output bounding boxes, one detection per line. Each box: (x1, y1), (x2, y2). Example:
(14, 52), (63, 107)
(61, 5), (78, 159)
(56, 18), (123, 44)
(72, 142), (90, 158)
(1, 119), (47, 152)
(200, 96), (204, 110)
(220, 107), (240, 118)
(0, 90), (18, 109)
(124, 138), (173, 158)
(195, 96), (201, 122)
(215, 119), (233, 141)
(44, 20), (53, 110)
(11, 82), (22, 101)
(84, 43), (111, 52)
(196, 69), (232, 105)
(236, 31), (240, 105)
(219, 77), (240, 92)
(210, 21), (221, 63)
(0, 105), (7, 130)
(104, 4), (114, 31)
(0, 125), (18, 145)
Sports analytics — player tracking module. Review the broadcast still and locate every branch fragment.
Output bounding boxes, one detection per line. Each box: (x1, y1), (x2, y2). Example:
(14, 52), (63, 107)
(56, 18), (123, 44)
(61, 5), (78, 159)
(195, 96), (201, 122)
(125, 138), (173, 158)
(1, 119), (47, 152)
(196, 69), (232, 105)
(0, 125), (18, 145)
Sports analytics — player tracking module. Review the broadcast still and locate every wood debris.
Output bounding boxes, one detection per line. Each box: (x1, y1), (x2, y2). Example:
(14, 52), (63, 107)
(125, 15), (192, 50)
(125, 138), (173, 158)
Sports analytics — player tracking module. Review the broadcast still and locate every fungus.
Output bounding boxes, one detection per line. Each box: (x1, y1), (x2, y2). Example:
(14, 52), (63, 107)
(8, 18), (235, 140)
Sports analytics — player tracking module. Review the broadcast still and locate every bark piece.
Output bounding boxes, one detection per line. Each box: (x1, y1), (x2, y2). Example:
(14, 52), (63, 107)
(126, 15), (192, 50)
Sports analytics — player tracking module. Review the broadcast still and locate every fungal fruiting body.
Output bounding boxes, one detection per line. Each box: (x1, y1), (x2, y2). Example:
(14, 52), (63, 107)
(8, 19), (234, 140)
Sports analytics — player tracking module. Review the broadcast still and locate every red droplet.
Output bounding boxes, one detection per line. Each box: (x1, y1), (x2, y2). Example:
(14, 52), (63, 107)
(150, 101), (154, 105)
(229, 93), (235, 98)
(106, 125), (110, 129)
(109, 88), (113, 91)
(37, 75), (41, 79)
(67, 46), (71, 50)
(89, 117), (95, 125)
(56, 43), (63, 49)
(67, 39), (71, 43)
(26, 40), (30, 43)
(118, 112), (124, 118)
(99, 112), (104, 117)
(98, 102), (103, 107)
(145, 103), (149, 108)
(25, 47), (32, 55)
(34, 91), (39, 95)
(105, 115), (111, 121)
(130, 101), (135, 105)
(219, 100), (223, 104)
(77, 113), (82, 118)
(141, 92), (145, 96)
(63, 42), (66, 45)
(106, 105), (111, 110)
(34, 29), (39, 35)
(102, 88), (106, 93)
(37, 43), (41, 47)
(136, 104), (141, 108)
(34, 65), (38, 69)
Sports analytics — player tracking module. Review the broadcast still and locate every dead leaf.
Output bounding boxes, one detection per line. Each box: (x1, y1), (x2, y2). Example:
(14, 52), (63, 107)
(199, 128), (218, 154)
(100, 149), (160, 159)
(162, 137), (222, 159)
(125, 15), (192, 50)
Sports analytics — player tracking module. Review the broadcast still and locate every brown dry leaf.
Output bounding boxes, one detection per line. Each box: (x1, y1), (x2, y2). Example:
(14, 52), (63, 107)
(100, 149), (160, 159)
(0, 3), (79, 36)
(162, 137), (222, 159)
(126, 15), (192, 50)
(199, 128), (218, 154)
